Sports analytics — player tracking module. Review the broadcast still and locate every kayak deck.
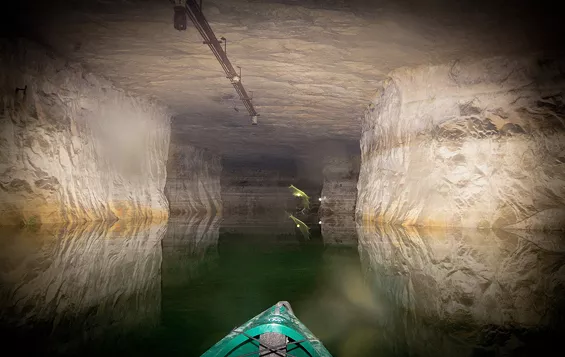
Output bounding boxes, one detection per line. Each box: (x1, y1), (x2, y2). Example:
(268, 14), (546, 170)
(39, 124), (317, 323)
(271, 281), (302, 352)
(201, 301), (333, 357)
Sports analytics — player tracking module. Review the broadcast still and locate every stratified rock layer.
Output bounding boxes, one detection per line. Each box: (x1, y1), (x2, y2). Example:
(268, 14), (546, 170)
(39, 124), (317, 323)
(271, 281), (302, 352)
(0, 40), (171, 225)
(29, 0), (564, 161)
(164, 144), (222, 216)
(221, 166), (296, 226)
(320, 157), (359, 245)
(357, 224), (565, 355)
(0, 220), (164, 353)
(357, 57), (565, 229)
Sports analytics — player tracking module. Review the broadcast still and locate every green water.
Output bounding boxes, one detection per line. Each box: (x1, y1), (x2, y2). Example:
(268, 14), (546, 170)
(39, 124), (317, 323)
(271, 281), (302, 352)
(1, 219), (564, 356)
(161, 231), (361, 356)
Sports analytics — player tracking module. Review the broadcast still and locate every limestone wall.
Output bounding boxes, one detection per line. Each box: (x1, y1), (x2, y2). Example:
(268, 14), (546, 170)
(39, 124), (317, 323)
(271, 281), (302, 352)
(164, 144), (222, 216)
(320, 156), (359, 245)
(221, 166), (296, 226)
(0, 39), (171, 225)
(357, 57), (565, 229)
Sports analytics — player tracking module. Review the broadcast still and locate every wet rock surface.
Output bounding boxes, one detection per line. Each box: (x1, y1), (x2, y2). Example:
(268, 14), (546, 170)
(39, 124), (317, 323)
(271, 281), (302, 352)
(0, 39), (171, 225)
(0, 220), (165, 354)
(357, 57), (565, 229)
(357, 224), (565, 355)
(320, 157), (359, 245)
(165, 144), (222, 216)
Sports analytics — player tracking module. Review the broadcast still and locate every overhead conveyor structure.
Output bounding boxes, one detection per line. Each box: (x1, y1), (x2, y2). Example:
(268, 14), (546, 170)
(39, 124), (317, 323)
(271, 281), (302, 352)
(172, 0), (259, 125)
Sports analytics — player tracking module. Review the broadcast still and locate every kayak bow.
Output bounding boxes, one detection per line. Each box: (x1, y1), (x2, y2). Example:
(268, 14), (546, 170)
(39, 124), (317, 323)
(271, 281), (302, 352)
(202, 301), (333, 357)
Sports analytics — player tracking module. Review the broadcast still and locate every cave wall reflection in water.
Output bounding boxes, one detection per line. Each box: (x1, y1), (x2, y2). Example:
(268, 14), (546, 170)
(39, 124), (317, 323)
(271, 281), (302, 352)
(159, 218), (369, 356)
(1, 215), (564, 356)
(162, 214), (221, 288)
(358, 224), (565, 356)
(0, 221), (165, 355)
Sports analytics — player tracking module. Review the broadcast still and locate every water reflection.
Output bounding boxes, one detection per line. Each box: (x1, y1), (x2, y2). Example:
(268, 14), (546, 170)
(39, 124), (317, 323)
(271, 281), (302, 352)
(159, 220), (363, 356)
(162, 214), (221, 287)
(321, 215), (357, 246)
(0, 220), (165, 355)
(358, 224), (565, 356)
(1, 216), (563, 356)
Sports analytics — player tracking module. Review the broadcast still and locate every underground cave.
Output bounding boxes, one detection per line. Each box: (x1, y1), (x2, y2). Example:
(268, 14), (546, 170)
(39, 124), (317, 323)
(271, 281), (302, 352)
(1, 0), (564, 356)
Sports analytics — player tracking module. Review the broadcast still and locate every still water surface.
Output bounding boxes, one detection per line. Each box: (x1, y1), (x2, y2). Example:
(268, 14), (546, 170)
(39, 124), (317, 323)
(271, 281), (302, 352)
(0, 216), (564, 356)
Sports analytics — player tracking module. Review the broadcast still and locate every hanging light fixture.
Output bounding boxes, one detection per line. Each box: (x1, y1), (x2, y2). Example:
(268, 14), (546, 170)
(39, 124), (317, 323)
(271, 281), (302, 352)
(173, 0), (188, 31)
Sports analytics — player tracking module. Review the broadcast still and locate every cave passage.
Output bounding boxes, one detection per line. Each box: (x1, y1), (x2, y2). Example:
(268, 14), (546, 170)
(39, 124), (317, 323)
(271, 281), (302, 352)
(1, 0), (565, 356)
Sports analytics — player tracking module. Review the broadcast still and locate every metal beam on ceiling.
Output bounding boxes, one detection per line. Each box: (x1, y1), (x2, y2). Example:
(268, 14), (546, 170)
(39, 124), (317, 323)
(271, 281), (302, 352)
(173, 0), (259, 124)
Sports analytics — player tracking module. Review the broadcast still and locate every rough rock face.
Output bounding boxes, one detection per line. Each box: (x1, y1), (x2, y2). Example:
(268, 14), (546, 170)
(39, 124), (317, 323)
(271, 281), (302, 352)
(221, 165), (296, 226)
(357, 57), (565, 229)
(0, 40), (171, 225)
(25, 0), (564, 161)
(320, 157), (359, 245)
(164, 144), (222, 216)
(0, 220), (164, 352)
(357, 224), (565, 355)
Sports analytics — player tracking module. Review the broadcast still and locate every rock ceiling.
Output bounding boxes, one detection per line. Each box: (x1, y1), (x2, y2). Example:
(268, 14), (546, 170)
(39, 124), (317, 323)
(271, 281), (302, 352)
(19, 0), (563, 161)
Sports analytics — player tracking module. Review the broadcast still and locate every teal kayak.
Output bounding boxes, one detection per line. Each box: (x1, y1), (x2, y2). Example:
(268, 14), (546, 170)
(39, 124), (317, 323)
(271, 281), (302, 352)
(201, 301), (333, 357)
